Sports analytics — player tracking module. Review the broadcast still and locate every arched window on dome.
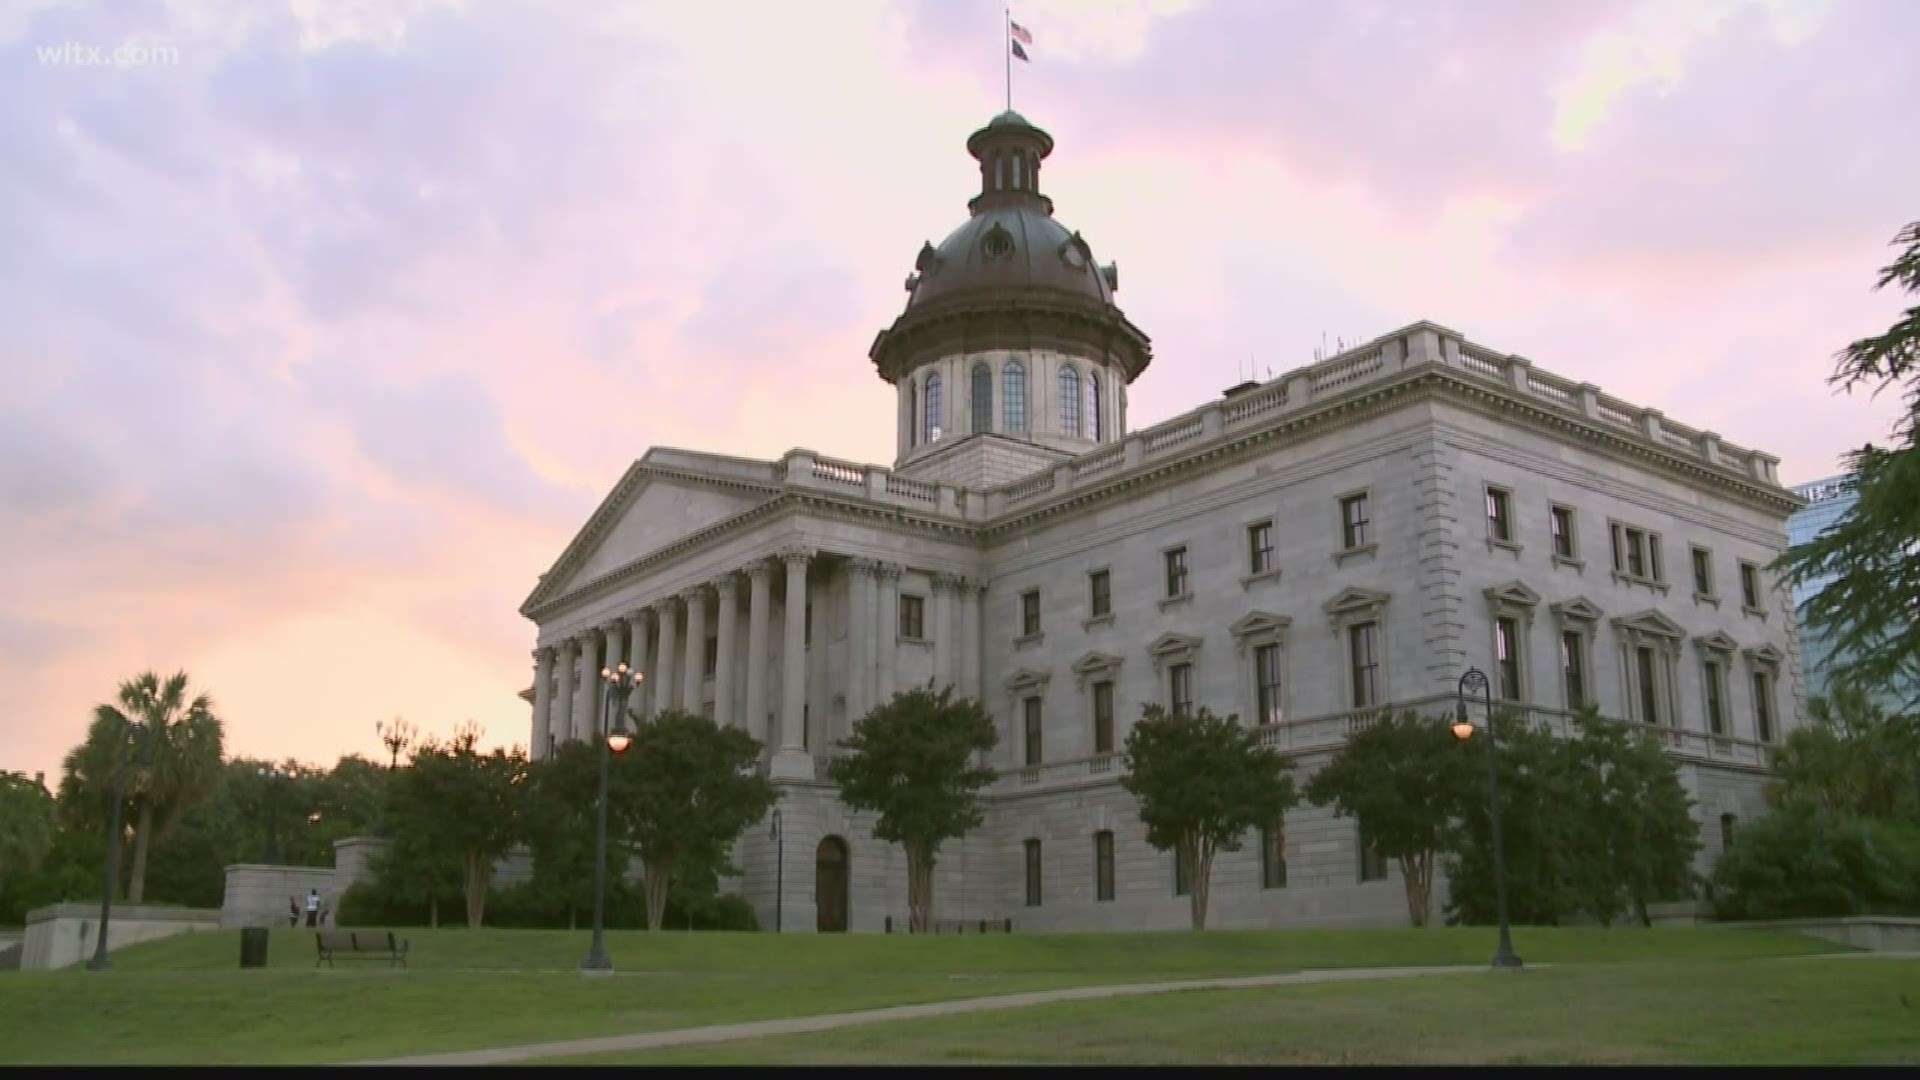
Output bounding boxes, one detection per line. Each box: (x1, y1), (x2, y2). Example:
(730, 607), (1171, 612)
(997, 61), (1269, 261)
(1012, 153), (1025, 190)
(1002, 360), (1027, 433)
(1087, 371), (1102, 441)
(1059, 365), (1081, 436)
(971, 363), (993, 434)
(994, 154), (1005, 192)
(924, 372), (943, 443)
(907, 381), (917, 448)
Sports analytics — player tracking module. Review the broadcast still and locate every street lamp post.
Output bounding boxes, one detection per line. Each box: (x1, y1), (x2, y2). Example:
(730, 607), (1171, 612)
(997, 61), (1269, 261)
(583, 661), (641, 973)
(1452, 667), (1522, 970)
(769, 807), (784, 934)
(88, 718), (160, 972)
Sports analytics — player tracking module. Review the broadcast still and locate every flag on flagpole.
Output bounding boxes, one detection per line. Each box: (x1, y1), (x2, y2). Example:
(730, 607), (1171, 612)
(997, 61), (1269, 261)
(1010, 20), (1032, 45)
(1011, 40), (1029, 62)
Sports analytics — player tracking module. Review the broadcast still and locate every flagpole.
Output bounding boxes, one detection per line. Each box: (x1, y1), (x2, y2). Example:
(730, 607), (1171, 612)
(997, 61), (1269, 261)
(1004, 8), (1012, 111)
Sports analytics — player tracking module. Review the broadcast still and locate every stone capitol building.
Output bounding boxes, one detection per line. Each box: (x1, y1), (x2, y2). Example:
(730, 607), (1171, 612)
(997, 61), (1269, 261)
(518, 112), (1807, 933)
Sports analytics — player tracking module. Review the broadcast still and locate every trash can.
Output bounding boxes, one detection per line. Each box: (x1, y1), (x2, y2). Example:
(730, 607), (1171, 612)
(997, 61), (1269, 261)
(240, 927), (270, 969)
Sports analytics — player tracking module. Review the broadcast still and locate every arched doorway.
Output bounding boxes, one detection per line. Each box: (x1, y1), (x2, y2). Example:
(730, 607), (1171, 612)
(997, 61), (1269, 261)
(815, 836), (850, 932)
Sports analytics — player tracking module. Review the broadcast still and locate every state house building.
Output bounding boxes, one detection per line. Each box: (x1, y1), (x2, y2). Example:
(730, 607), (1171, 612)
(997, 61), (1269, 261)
(519, 112), (1806, 932)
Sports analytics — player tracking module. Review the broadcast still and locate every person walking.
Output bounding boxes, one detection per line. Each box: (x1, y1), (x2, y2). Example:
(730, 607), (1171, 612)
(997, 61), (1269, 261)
(305, 888), (320, 928)
(288, 896), (300, 927)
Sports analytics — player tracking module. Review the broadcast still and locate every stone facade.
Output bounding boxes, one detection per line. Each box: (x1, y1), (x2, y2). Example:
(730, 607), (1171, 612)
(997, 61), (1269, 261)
(521, 320), (1804, 934)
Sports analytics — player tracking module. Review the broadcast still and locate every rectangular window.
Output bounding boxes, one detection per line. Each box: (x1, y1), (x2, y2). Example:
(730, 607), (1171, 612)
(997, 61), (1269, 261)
(1495, 617), (1522, 700)
(1358, 823), (1388, 882)
(1486, 487), (1513, 542)
(1340, 493), (1371, 549)
(1173, 851), (1189, 897)
(1261, 822), (1287, 889)
(1561, 630), (1587, 709)
(1092, 680), (1114, 754)
(1023, 697), (1043, 766)
(1024, 839), (1042, 907)
(1692, 546), (1715, 597)
(900, 594), (925, 639)
(1254, 643), (1284, 725)
(1753, 670), (1775, 742)
(1164, 547), (1189, 598)
(1636, 646), (1661, 725)
(1088, 569), (1111, 618)
(703, 637), (718, 678)
(1704, 659), (1727, 736)
(1169, 662), (1194, 718)
(1550, 505), (1576, 560)
(1348, 622), (1380, 709)
(1740, 562), (1762, 610)
(1247, 521), (1275, 575)
(1094, 831), (1115, 902)
(1021, 589), (1041, 636)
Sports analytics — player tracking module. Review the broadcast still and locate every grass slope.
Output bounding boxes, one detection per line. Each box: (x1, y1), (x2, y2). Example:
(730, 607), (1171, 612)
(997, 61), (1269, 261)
(0, 927), (1850, 1065)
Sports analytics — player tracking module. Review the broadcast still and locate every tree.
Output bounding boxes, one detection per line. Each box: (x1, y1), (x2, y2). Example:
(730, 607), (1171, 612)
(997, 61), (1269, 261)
(61, 671), (225, 902)
(1445, 714), (1587, 926)
(0, 772), (57, 902)
(1303, 711), (1473, 927)
(1561, 707), (1701, 926)
(385, 723), (527, 927)
(828, 687), (998, 932)
(1711, 805), (1920, 920)
(1775, 220), (1920, 714)
(521, 741), (628, 929)
(1767, 686), (1920, 823)
(619, 710), (775, 931)
(1121, 704), (1299, 930)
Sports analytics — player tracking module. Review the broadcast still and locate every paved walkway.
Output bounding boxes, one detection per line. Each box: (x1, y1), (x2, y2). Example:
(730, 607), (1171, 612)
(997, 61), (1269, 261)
(355, 964), (1493, 1066)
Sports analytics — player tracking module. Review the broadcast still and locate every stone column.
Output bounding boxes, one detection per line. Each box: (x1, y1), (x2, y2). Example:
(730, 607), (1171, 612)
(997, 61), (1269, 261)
(846, 558), (876, 725)
(553, 639), (577, 749)
(599, 621), (626, 735)
(931, 573), (957, 692)
(961, 579), (984, 702)
(875, 562), (901, 705)
(745, 561), (772, 745)
(625, 610), (649, 717)
(530, 647), (554, 759)
(682, 585), (709, 714)
(655, 598), (679, 716)
(713, 574), (739, 727)
(772, 546), (814, 779)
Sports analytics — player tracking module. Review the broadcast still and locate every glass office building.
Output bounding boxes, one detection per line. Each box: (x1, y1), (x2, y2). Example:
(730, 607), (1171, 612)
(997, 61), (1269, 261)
(1787, 473), (1917, 712)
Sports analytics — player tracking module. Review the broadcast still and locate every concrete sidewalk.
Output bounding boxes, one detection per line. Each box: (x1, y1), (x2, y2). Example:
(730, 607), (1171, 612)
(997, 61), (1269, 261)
(354, 964), (1496, 1066)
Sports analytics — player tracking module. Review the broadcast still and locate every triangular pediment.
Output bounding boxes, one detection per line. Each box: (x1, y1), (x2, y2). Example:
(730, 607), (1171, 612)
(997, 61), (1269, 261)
(1147, 632), (1204, 659)
(1322, 587), (1390, 618)
(522, 459), (780, 615)
(1742, 643), (1786, 665)
(1229, 611), (1293, 639)
(1005, 667), (1052, 693)
(1070, 651), (1124, 677)
(1550, 596), (1605, 623)
(1612, 609), (1686, 639)
(1483, 580), (1542, 607)
(1693, 630), (1740, 653)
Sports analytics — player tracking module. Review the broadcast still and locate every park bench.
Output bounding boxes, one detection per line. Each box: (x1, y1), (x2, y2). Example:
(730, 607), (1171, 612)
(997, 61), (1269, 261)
(314, 930), (410, 968)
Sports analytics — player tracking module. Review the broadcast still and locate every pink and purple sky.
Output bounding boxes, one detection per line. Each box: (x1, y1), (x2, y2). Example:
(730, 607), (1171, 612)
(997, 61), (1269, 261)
(2, 0), (1914, 783)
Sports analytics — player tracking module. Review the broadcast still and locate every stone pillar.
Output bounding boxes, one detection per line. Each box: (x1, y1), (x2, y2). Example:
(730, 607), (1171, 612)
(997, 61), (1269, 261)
(654, 598), (679, 716)
(568, 633), (595, 742)
(961, 580), (984, 702)
(599, 621), (626, 734)
(553, 639), (576, 749)
(637, 614), (660, 714)
(931, 573), (957, 692)
(713, 574), (739, 727)
(682, 585), (709, 714)
(875, 562), (901, 705)
(846, 558), (876, 725)
(772, 546), (814, 779)
(530, 647), (554, 759)
(745, 561), (772, 744)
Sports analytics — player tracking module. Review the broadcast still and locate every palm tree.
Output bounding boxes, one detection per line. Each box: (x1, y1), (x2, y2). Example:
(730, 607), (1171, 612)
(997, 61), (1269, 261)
(67, 671), (225, 902)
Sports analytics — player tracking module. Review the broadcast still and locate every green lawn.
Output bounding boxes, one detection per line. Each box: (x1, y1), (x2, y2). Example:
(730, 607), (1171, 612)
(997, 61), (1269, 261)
(567, 957), (1920, 1066)
(0, 926), (1858, 1065)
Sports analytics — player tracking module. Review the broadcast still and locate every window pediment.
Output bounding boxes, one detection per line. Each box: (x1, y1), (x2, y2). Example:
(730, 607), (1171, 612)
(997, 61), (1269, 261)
(1550, 596), (1605, 624)
(1693, 630), (1739, 654)
(1612, 609), (1686, 640)
(1070, 651), (1124, 686)
(1483, 581), (1542, 608)
(1005, 668), (1052, 695)
(1148, 632), (1203, 668)
(1322, 587), (1390, 623)
(1742, 643), (1785, 666)
(1229, 611), (1292, 652)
